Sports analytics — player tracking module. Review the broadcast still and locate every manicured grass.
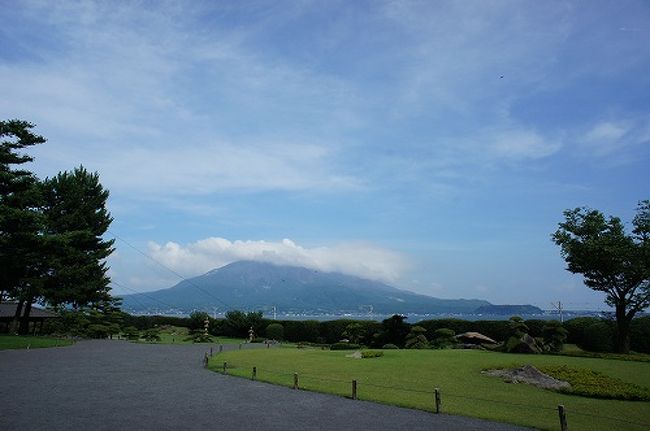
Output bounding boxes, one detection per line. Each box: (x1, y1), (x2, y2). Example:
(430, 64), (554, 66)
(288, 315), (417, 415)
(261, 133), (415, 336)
(208, 348), (650, 431)
(0, 335), (73, 350)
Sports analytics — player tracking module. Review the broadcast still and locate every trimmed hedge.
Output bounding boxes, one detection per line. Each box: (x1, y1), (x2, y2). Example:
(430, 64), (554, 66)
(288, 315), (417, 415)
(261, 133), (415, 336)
(540, 365), (650, 401)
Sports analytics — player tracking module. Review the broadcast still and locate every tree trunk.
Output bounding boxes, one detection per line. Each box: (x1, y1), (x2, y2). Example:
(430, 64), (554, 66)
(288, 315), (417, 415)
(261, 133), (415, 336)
(18, 299), (33, 335)
(615, 304), (632, 354)
(10, 300), (24, 334)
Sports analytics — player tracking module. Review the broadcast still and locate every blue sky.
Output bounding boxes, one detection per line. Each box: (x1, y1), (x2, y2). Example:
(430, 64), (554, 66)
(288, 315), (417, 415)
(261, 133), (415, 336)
(1, 1), (649, 310)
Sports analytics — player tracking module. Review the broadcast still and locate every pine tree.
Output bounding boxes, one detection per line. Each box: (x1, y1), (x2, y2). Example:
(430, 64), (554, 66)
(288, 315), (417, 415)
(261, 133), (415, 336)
(40, 166), (115, 309)
(0, 120), (46, 332)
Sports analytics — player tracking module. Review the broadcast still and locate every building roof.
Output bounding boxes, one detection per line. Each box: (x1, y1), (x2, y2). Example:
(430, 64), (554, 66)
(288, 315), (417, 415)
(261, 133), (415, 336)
(0, 303), (60, 319)
(455, 331), (498, 344)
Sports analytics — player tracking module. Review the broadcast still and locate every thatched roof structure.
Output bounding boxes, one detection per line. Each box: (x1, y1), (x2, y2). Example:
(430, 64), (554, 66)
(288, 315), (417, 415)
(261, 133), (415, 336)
(455, 331), (497, 344)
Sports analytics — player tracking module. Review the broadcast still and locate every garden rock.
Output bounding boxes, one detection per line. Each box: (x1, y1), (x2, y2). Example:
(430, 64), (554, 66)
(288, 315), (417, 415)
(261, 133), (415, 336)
(483, 365), (571, 391)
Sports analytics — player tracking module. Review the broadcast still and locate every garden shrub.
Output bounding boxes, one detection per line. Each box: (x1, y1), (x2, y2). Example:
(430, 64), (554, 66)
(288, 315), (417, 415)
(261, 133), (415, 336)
(542, 320), (568, 352)
(142, 328), (161, 342)
(184, 331), (213, 343)
(539, 365), (650, 401)
(122, 326), (140, 340)
(405, 326), (428, 349)
(431, 328), (456, 348)
(86, 324), (110, 339)
(361, 350), (384, 358)
(382, 343), (399, 349)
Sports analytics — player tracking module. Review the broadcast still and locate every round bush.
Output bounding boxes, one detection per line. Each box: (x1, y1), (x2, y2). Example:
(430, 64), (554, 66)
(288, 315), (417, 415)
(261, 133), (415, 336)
(382, 343), (399, 349)
(265, 323), (284, 341)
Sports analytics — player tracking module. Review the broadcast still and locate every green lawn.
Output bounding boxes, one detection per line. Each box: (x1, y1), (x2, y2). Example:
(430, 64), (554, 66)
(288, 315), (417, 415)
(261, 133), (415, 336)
(0, 335), (73, 350)
(208, 348), (650, 431)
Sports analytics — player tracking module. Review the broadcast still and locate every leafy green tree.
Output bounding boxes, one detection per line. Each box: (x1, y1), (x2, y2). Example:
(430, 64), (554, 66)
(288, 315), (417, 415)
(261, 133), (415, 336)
(188, 311), (210, 331)
(223, 310), (264, 337)
(553, 202), (650, 353)
(265, 323), (284, 340)
(223, 310), (248, 337)
(378, 314), (410, 348)
(342, 323), (365, 344)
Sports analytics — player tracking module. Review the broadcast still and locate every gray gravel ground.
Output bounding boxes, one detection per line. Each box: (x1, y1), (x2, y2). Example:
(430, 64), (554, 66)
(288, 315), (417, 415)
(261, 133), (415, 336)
(0, 340), (531, 430)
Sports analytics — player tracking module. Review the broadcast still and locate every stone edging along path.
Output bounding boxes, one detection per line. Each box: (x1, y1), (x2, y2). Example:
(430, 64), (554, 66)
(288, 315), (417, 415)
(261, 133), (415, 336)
(0, 340), (531, 431)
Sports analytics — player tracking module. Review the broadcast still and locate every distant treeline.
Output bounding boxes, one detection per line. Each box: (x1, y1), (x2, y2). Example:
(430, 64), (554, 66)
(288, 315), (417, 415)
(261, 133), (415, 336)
(122, 312), (650, 354)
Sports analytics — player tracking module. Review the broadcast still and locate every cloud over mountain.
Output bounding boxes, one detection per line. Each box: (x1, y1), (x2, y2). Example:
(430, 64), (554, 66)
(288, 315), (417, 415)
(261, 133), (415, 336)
(148, 237), (408, 283)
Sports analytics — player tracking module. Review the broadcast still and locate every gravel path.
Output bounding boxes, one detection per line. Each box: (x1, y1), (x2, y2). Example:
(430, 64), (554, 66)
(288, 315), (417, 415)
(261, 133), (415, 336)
(0, 340), (531, 430)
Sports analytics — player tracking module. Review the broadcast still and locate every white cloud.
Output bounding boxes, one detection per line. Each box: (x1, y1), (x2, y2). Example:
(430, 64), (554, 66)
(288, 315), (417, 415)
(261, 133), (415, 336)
(485, 128), (561, 161)
(581, 121), (632, 157)
(577, 118), (650, 161)
(0, 1), (362, 197)
(147, 237), (409, 283)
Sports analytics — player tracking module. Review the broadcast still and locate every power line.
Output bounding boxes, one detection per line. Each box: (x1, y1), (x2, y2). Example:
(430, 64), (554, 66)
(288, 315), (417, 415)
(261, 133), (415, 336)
(107, 229), (232, 309)
(110, 280), (176, 310)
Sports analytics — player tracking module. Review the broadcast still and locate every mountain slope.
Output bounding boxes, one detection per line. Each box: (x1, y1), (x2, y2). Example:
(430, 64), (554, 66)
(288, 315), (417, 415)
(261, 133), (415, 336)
(121, 260), (490, 314)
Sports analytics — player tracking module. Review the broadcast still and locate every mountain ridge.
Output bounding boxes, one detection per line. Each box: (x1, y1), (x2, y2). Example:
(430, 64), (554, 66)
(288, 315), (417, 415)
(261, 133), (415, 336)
(121, 260), (491, 314)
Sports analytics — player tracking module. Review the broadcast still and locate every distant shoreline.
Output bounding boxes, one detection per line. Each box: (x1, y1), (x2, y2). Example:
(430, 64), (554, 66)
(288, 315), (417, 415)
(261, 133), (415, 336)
(123, 310), (621, 322)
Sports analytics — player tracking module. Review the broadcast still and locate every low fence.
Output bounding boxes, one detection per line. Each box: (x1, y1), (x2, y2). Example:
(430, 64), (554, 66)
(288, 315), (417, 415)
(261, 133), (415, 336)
(201, 346), (650, 431)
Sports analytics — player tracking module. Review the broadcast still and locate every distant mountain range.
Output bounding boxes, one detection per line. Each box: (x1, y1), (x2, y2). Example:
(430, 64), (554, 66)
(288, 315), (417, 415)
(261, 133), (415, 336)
(121, 261), (536, 316)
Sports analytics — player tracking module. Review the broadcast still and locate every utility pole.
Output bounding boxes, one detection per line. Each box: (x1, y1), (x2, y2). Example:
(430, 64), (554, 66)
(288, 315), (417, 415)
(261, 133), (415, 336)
(550, 301), (563, 322)
(273, 305), (277, 320)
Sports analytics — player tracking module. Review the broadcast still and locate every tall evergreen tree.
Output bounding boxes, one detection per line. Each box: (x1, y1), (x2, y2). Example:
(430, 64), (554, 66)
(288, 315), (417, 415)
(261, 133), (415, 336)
(2, 120), (115, 334)
(40, 167), (115, 309)
(0, 120), (46, 331)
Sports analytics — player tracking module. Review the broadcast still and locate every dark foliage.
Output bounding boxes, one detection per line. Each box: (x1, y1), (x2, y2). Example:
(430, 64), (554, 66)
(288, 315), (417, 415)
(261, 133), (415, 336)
(630, 316), (650, 353)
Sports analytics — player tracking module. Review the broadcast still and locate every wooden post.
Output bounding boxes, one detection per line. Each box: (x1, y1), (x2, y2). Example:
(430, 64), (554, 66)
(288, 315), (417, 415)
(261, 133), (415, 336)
(434, 388), (441, 414)
(219, 345), (223, 353)
(352, 380), (357, 400)
(267, 343), (270, 349)
(558, 405), (568, 431)
(210, 347), (213, 357)
(293, 373), (299, 389)
(223, 361), (227, 374)
(239, 343), (242, 350)
(203, 352), (209, 367)
(252, 366), (257, 380)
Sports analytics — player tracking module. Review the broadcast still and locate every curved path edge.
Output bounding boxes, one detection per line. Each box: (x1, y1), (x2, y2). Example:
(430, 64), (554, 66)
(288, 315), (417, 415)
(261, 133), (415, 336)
(0, 340), (532, 431)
